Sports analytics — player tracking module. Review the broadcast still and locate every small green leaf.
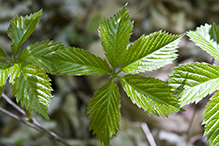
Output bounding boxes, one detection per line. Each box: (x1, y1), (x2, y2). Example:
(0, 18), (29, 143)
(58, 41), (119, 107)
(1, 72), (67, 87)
(209, 22), (219, 44)
(0, 66), (9, 98)
(121, 74), (180, 116)
(187, 23), (219, 62)
(0, 67), (9, 86)
(9, 62), (52, 120)
(51, 46), (111, 76)
(18, 40), (64, 74)
(203, 92), (219, 146)
(7, 9), (42, 55)
(169, 62), (219, 106)
(87, 79), (120, 146)
(0, 48), (9, 61)
(98, 4), (133, 68)
(121, 31), (182, 73)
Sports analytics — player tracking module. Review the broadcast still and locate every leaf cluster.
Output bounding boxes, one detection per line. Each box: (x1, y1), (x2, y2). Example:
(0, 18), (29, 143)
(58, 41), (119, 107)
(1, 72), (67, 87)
(0, 10), (55, 120)
(168, 22), (219, 146)
(85, 4), (182, 146)
(0, 4), (185, 146)
(5, 4), (219, 146)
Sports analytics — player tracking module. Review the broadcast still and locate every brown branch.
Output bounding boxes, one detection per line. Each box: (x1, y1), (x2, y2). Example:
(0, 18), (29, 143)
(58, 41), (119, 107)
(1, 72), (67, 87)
(1, 93), (26, 115)
(0, 93), (71, 146)
(32, 118), (71, 146)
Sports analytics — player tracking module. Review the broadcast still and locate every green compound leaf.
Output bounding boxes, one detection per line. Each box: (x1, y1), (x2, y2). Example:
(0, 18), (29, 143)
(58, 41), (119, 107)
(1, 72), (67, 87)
(51, 46), (111, 76)
(87, 79), (120, 146)
(203, 92), (219, 146)
(18, 40), (64, 74)
(121, 31), (182, 73)
(187, 23), (219, 62)
(7, 9), (42, 55)
(9, 62), (52, 120)
(169, 62), (219, 106)
(98, 4), (133, 68)
(121, 74), (180, 116)
(0, 48), (9, 61)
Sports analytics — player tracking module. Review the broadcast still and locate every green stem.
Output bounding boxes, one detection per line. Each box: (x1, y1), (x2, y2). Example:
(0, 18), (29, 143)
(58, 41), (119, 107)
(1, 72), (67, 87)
(116, 68), (123, 76)
(26, 109), (33, 122)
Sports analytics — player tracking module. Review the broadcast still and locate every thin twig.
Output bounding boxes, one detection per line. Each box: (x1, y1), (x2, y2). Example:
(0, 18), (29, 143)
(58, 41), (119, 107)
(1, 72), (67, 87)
(0, 93), (71, 146)
(141, 122), (157, 146)
(32, 119), (71, 146)
(0, 106), (20, 120)
(0, 106), (40, 131)
(1, 93), (26, 115)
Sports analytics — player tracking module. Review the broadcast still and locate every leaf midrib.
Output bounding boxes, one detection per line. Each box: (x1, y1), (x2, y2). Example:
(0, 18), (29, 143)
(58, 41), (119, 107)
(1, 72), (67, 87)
(189, 31), (219, 60)
(122, 37), (178, 71)
(17, 64), (46, 109)
(124, 78), (173, 107)
(180, 77), (219, 104)
(15, 16), (38, 50)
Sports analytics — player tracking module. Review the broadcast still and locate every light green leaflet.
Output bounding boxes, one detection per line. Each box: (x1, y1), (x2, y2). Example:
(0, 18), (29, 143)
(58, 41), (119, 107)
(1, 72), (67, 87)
(7, 10), (42, 55)
(0, 67), (8, 86)
(203, 92), (219, 146)
(169, 62), (219, 106)
(0, 67), (9, 96)
(98, 4), (133, 68)
(186, 23), (219, 146)
(87, 79), (120, 146)
(121, 74), (179, 116)
(18, 40), (64, 74)
(121, 31), (182, 73)
(51, 46), (111, 76)
(9, 63), (52, 120)
(187, 23), (219, 61)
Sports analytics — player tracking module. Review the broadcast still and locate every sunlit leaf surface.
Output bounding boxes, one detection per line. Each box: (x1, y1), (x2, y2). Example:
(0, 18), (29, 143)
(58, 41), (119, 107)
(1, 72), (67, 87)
(98, 4), (133, 68)
(9, 62), (52, 120)
(7, 10), (42, 55)
(121, 31), (182, 73)
(169, 62), (219, 106)
(121, 74), (180, 116)
(51, 46), (111, 76)
(203, 92), (219, 146)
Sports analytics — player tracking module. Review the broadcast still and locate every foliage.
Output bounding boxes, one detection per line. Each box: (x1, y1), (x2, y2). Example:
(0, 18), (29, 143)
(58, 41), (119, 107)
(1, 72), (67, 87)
(0, 4), (183, 146)
(84, 4), (181, 145)
(168, 22), (219, 146)
(0, 10), (57, 120)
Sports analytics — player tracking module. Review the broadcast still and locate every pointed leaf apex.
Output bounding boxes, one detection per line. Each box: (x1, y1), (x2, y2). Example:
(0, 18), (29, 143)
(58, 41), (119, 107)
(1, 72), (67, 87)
(7, 9), (43, 55)
(0, 48), (9, 61)
(98, 4), (133, 68)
